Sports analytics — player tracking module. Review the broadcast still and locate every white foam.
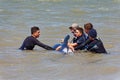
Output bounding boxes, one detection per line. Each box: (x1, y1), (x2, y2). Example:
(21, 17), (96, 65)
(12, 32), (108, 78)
(62, 48), (73, 53)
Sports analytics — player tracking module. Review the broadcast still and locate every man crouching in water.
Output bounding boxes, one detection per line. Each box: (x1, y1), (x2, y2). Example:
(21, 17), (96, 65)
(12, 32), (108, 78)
(75, 29), (107, 53)
(19, 26), (54, 50)
(68, 27), (86, 52)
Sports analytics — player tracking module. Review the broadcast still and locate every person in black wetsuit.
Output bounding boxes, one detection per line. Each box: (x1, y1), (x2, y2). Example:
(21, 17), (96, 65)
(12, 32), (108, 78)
(19, 26), (54, 50)
(68, 27), (86, 51)
(75, 29), (107, 53)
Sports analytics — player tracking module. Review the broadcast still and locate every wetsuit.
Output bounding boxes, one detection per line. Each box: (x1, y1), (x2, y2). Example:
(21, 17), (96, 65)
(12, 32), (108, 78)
(74, 34), (86, 46)
(75, 38), (107, 53)
(52, 34), (86, 53)
(19, 36), (54, 50)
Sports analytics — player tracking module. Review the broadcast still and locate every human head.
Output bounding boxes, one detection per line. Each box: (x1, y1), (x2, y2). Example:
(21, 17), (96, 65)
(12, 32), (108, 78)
(69, 23), (79, 37)
(69, 23), (79, 33)
(74, 27), (84, 37)
(31, 26), (40, 38)
(84, 23), (93, 34)
(88, 29), (97, 40)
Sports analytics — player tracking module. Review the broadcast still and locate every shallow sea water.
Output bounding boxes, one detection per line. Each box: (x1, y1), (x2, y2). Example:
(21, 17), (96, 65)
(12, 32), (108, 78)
(0, 0), (120, 80)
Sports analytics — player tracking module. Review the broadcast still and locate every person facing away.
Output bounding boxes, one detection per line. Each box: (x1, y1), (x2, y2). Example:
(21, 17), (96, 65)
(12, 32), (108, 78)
(75, 29), (107, 53)
(84, 23), (93, 39)
(69, 23), (79, 43)
(68, 27), (86, 51)
(19, 26), (54, 50)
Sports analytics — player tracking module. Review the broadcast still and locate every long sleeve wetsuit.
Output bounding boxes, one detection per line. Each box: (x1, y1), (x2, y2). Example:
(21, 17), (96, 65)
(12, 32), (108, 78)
(19, 36), (54, 50)
(75, 38), (107, 53)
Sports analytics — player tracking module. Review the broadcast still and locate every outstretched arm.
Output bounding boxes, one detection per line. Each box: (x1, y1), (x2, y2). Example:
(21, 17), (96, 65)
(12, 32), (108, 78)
(74, 39), (91, 50)
(35, 40), (55, 50)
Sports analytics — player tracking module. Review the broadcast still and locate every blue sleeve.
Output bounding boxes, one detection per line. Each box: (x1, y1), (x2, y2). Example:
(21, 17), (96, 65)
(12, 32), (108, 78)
(19, 41), (25, 50)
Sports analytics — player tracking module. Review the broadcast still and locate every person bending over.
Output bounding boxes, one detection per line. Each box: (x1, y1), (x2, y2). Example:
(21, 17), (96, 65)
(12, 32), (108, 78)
(75, 29), (107, 53)
(19, 26), (54, 50)
(68, 27), (86, 51)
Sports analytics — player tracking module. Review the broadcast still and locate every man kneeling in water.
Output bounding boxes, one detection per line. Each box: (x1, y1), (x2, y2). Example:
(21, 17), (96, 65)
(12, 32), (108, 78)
(19, 26), (54, 50)
(75, 29), (107, 53)
(19, 26), (70, 53)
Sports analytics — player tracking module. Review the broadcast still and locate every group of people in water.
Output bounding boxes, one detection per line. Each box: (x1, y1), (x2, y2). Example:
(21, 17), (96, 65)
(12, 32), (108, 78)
(19, 23), (107, 54)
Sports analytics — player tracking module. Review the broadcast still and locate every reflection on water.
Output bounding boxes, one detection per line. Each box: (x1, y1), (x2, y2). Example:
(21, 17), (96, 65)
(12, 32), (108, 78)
(0, 0), (120, 80)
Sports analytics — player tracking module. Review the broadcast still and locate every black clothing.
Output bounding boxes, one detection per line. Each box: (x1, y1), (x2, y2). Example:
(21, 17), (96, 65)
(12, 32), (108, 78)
(19, 36), (54, 50)
(75, 39), (91, 50)
(75, 38), (107, 53)
(72, 37), (77, 43)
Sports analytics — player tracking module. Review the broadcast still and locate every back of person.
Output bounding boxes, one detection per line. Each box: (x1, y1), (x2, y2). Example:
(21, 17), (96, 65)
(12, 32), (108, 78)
(86, 38), (107, 53)
(20, 36), (36, 50)
(84, 23), (93, 39)
(75, 29), (107, 53)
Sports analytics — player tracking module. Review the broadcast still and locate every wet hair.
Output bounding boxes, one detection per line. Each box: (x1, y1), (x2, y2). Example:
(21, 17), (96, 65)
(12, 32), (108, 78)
(76, 27), (84, 34)
(88, 29), (97, 38)
(84, 23), (93, 30)
(31, 26), (40, 34)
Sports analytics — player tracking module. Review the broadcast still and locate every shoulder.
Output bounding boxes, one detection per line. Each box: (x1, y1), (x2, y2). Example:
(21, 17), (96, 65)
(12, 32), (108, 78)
(78, 34), (86, 41)
(26, 36), (33, 39)
(25, 36), (37, 41)
(95, 38), (102, 42)
(76, 35), (86, 44)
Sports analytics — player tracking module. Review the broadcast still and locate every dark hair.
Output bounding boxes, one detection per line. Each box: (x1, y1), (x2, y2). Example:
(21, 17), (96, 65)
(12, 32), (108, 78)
(69, 27), (73, 30)
(76, 27), (84, 34)
(84, 23), (93, 30)
(31, 26), (40, 34)
(88, 29), (97, 38)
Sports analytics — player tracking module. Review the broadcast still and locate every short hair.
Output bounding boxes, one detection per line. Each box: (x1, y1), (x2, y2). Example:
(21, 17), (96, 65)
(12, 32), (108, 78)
(69, 23), (79, 30)
(76, 27), (84, 34)
(84, 23), (93, 30)
(31, 26), (40, 34)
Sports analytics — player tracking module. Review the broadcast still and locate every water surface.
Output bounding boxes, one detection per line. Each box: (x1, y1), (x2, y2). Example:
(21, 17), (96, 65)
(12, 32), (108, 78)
(0, 0), (120, 80)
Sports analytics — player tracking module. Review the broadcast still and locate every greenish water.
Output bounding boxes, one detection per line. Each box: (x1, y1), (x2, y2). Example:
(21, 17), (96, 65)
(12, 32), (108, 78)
(0, 0), (120, 80)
